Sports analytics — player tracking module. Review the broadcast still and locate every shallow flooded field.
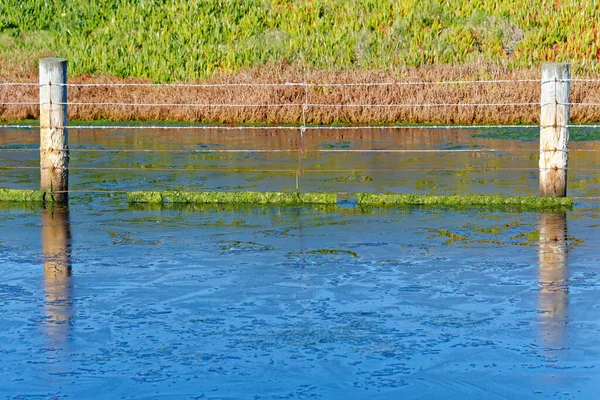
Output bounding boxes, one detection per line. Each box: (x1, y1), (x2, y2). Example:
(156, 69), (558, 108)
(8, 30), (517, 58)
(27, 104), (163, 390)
(1, 126), (600, 399)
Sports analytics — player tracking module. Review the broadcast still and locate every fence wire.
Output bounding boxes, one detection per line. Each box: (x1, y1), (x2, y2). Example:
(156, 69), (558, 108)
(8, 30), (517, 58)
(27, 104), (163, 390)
(4, 123), (600, 130)
(2, 77), (600, 199)
(7, 77), (600, 88)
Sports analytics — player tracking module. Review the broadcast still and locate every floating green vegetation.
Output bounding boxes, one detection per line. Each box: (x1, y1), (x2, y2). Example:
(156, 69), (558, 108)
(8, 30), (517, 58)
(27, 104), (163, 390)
(289, 249), (360, 258)
(427, 227), (504, 246)
(128, 190), (337, 205)
(472, 127), (600, 141)
(357, 193), (573, 209)
(510, 230), (540, 245)
(0, 188), (52, 202)
(307, 249), (359, 257)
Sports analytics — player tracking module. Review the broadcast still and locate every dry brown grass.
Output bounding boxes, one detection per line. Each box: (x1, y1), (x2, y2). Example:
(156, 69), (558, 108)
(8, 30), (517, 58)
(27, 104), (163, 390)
(2, 62), (600, 124)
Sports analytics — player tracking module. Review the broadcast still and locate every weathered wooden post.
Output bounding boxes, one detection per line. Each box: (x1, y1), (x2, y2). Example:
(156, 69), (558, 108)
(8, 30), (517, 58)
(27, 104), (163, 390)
(540, 62), (570, 197)
(40, 58), (68, 202)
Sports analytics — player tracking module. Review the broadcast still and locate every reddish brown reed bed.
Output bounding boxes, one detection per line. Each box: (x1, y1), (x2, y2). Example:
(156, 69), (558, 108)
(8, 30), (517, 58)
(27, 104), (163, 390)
(2, 63), (600, 124)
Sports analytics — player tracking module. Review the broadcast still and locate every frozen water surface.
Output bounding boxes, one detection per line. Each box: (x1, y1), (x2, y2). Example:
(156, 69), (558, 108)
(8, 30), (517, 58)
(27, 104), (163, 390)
(1, 127), (599, 399)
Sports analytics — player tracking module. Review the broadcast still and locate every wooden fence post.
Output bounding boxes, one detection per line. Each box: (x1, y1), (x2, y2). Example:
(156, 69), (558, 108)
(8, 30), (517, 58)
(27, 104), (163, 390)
(39, 58), (68, 202)
(540, 62), (570, 197)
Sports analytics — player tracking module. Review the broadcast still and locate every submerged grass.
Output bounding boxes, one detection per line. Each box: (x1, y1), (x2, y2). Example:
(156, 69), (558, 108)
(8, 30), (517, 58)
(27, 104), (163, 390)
(128, 190), (337, 205)
(357, 193), (573, 209)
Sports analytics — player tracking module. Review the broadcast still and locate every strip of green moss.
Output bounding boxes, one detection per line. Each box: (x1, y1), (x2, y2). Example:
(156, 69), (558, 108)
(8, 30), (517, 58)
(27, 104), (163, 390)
(0, 188), (51, 202)
(128, 191), (337, 205)
(357, 193), (573, 209)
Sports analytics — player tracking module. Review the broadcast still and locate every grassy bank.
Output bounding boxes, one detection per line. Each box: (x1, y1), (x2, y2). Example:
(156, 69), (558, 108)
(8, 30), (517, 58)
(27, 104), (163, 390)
(2, 0), (600, 81)
(2, 1), (600, 124)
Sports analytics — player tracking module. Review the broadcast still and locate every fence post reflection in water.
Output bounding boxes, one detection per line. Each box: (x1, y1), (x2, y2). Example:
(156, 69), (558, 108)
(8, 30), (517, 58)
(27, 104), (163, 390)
(538, 212), (568, 351)
(42, 204), (73, 346)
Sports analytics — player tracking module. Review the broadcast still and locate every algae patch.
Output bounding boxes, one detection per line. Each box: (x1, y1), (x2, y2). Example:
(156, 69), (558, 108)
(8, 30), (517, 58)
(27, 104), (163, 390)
(289, 249), (360, 258)
(0, 189), (51, 202)
(307, 249), (359, 257)
(128, 191), (337, 205)
(357, 193), (573, 209)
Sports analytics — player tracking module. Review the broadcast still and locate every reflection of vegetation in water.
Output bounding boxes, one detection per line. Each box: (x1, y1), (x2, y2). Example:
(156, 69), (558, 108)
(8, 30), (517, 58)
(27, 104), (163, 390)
(320, 141), (352, 149)
(325, 174), (373, 183)
(414, 179), (440, 193)
(472, 127), (600, 141)
(568, 177), (600, 194)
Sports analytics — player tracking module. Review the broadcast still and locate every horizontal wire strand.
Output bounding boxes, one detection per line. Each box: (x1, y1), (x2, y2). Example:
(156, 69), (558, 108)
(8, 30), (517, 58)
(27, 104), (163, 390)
(6, 78), (600, 89)
(1, 166), (595, 172)
(3, 124), (597, 130)
(2, 124), (599, 130)
(57, 79), (543, 88)
(3, 148), (593, 154)
(59, 101), (541, 108)
(0, 78), (552, 88)
(8, 101), (600, 108)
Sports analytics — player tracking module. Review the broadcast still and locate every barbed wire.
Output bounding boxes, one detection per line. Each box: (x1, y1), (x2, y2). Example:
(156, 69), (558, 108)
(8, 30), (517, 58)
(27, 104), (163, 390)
(50, 101), (541, 108)
(0, 82), (39, 87)
(1, 165), (595, 172)
(2, 123), (599, 130)
(3, 123), (599, 130)
(10, 100), (593, 108)
(3, 79), (542, 88)
(13, 78), (600, 88)
(0, 148), (547, 153)
(568, 102), (600, 106)
(7, 147), (600, 154)
(10, 77), (600, 87)
(4, 98), (599, 108)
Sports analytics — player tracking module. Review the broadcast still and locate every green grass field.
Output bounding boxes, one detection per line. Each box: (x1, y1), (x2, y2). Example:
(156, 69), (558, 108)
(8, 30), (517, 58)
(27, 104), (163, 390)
(1, 0), (599, 81)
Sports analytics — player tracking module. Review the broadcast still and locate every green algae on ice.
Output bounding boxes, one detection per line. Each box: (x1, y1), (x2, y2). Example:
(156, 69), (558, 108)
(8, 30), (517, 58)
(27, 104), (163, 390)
(357, 193), (573, 209)
(127, 191), (337, 205)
